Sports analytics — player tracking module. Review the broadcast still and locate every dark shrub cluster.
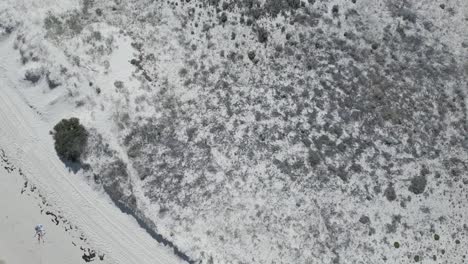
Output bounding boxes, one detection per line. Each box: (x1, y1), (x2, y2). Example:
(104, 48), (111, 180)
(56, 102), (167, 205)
(24, 70), (42, 83)
(409, 176), (427, 195)
(53, 117), (88, 162)
(257, 27), (268, 43)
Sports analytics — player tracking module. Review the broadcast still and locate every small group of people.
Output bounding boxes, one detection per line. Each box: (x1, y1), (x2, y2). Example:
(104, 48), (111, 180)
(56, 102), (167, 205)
(34, 224), (45, 243)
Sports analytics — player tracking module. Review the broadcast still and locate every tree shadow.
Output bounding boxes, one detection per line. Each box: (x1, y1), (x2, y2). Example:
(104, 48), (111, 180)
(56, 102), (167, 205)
(60, 158), (90, 174)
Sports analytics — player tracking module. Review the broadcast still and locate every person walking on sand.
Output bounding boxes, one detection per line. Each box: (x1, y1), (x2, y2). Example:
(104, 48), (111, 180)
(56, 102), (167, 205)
(34, 224), (45, 243)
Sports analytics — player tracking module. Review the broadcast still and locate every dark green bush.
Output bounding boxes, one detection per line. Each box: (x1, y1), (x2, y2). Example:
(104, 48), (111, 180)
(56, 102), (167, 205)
(219, 12), (228, 23)
(257, 27), (268, 43)
(53, 118), (88, 162)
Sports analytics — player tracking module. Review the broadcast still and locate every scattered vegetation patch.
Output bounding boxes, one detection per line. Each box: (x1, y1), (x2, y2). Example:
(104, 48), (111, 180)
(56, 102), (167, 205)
(44, 10), (85, 39)
(33, 0), (466, 263)
(44, 13), (65, 36)
(265, 0), (301, 17)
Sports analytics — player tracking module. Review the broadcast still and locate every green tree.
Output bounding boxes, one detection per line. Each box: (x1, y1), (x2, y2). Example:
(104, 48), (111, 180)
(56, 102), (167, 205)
(53, 118), (88, 162)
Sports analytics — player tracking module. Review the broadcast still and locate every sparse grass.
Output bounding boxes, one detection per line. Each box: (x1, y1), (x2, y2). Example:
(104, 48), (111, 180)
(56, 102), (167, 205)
(44, 11), (85, 39)
(44, 13), (65, 37)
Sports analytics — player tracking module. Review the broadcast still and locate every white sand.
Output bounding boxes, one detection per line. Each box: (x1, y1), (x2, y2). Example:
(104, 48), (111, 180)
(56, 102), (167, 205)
(0, 169), (83, 264)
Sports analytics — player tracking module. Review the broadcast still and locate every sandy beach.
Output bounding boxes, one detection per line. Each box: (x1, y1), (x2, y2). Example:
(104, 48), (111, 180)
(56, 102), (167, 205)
(0, 168), (83, 264)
